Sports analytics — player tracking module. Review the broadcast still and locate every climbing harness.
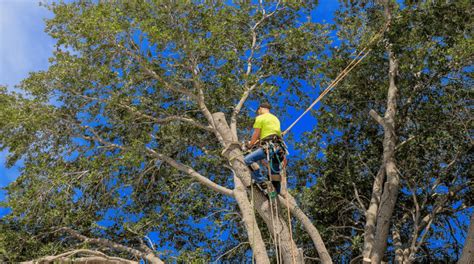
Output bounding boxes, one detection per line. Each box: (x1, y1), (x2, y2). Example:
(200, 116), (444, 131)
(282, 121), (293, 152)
(247, 147), (298, 264)
(264, 135), (291, 264)
(245, 21), (389, 263)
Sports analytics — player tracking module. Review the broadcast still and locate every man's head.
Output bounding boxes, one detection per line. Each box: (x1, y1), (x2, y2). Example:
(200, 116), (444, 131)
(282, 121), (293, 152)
(257, 102), (271, 115)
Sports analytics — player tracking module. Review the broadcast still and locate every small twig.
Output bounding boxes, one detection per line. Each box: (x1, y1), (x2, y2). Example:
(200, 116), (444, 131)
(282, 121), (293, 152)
(369, 109), (385, 127)
(395, 135), (416, 151)
(213, 242), (249, 263)
(352, 182), (367, 211)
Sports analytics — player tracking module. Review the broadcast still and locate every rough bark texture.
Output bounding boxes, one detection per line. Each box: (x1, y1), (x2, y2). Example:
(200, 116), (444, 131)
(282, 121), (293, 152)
(459, 212), (474, 264)
(212, 112), (305, 264)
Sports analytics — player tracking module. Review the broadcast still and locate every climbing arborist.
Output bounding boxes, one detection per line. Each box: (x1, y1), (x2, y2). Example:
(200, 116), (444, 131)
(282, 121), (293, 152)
(244, 102), (287, 195)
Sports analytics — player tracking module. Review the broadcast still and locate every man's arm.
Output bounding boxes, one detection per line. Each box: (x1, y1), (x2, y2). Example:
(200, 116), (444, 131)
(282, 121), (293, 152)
(249, 128), (261, 147)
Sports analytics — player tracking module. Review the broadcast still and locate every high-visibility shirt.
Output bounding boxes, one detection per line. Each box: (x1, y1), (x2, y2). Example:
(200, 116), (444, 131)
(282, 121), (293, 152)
(253, 113), (281, 140)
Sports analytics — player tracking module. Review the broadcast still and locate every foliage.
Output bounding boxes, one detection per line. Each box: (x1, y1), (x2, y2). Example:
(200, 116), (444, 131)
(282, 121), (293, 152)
(293, 0), (473, 261)
(0, 0), (472, 262)
(0, 1), (329, 262)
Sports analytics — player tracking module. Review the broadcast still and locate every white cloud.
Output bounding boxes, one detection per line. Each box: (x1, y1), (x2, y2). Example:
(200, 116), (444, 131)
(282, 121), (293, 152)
(0, 0), (55, 88)
(0, 0), (54, 197)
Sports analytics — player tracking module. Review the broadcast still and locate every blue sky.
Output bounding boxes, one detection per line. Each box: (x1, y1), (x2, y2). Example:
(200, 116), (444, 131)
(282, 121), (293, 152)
(0, 0), (55, 88)
(0, 0), (55, 211)
(0, 2), (343, 258)
(0, 0), (340, 213)
(0, 0), (470, 260)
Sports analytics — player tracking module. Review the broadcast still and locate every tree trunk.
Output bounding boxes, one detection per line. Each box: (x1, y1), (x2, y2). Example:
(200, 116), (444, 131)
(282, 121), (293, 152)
(362, 167), (386, 262)
(393, 228), (407, 264)
(361, 1), (400, 263)
(212, 112), (270, 263)
(370, 16), (400, 262)
(256, 193), (299, 264)
(370, 38), (400, 264)
(234, 174), (271, 263)
(459, 212), (474, 264)
(213, 112), (305, 263)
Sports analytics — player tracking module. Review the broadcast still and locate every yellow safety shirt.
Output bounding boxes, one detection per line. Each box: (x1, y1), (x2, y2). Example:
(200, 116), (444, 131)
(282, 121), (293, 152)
(253, 113), (282, 140)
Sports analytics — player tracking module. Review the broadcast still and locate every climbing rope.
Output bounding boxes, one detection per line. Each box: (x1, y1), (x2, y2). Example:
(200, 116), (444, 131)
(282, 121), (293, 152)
(244, 23), (389, 262)
(266, 150), (280, 264)
(251, 182), (256, 264)
(275, 197), (283, 263)
(269, 196), (280, 264)
(282, 23), (389, 136)
(283, 169), (298, 264)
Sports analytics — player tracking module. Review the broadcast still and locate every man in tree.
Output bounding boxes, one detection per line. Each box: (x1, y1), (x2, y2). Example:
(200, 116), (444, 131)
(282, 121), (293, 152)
(244, 102), (287, 195)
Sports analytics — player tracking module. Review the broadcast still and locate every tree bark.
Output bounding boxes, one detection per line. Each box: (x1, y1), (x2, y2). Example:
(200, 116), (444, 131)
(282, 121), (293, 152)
(370, 32), (400, 264)
(393, 228), (405, 263)
(233, 175), (271, 264)
(212, 112), (270, 264)
(281, 193), (333, 264)
(21, 249), (138, 264)
(213, 112), (306, 264)
(256, 193), (299, 264)
(58, 228), (163, 264)
(459, 212), (474, 264)
(361, 1), (400, 263)
(362, 166), (386, 262)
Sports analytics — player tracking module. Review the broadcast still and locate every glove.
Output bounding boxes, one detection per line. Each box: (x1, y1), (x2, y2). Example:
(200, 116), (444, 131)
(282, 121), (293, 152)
(245, 141), (253, 150)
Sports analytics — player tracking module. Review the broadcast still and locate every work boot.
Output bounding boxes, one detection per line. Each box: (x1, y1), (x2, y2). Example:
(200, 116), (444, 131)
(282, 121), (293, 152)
(265, 181), (277, 199)
(252, 180), (268, 194)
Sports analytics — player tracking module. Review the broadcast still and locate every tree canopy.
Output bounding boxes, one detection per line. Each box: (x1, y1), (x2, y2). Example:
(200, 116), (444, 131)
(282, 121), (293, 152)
(0, 1), (472, 263)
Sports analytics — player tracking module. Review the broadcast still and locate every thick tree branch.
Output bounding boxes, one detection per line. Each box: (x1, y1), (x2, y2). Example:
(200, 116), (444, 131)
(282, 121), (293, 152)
(57, 227), (163, 264)
(369, 109), (385, 127)
(231, 83), (258, 137)
(362, 165), (385, 261)
(146, 147), (234, 197)
(71, 91), (214, 132)
(22, 249), (138, 264)
(73, 120), (232, 197)
(366, 2), (401, 261)
(280, 193), (333, 264)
